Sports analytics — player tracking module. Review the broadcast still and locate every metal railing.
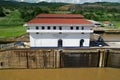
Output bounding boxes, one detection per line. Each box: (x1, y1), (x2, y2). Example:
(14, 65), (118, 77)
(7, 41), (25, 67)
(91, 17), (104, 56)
(0, 43), (16, 49)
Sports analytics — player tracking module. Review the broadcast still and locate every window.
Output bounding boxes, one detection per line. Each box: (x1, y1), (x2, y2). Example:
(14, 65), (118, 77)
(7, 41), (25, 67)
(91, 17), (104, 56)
(36, 26), (39, 30)
(59, 32), (62, 34)
(70, 26), (73, 30)
(42, 26), (45, 30)
(76, 26), (79, 30)
(53, 26), (56, 30)
(81, 32), (84, 34)
(47, 26), (51, 30)
(82, 26), (84, 30)
(59, 26), (62, 30)
(36, 32), (39, 34)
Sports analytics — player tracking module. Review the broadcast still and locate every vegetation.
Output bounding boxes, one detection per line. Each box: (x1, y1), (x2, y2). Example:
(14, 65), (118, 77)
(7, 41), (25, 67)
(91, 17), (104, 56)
(0, 0), (120, 39)
(0, 0), (67, 21)
(0, 26), (26, 38)
(0, 0), (51, 38)
(71, 2), (120, 21)
(0, 9), (26, 38)
(104, 21), (120, 29)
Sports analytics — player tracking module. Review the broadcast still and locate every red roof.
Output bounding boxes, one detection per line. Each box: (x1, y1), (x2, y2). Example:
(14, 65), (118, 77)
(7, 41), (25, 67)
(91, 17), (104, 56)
(37, 14), (84, 18)
(27, 14), (93, 24)
(104, 21), (111, 24)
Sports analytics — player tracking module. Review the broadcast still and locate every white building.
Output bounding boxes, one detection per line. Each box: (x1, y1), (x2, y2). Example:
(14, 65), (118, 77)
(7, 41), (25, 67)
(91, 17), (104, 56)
(27, 14), (94, 48)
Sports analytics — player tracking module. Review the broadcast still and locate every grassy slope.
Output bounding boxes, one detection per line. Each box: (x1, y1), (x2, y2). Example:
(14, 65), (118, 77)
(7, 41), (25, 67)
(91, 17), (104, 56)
(109, 21), (120, 29)
(100, 21), (120, 29)
(0, 26), (26, 38)
(112, 21), (120, 28)
(0, 10), (26, 38)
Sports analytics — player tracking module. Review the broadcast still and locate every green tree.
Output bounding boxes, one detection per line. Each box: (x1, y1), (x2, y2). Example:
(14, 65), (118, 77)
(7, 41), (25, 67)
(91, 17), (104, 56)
(0, 7), (5, 17)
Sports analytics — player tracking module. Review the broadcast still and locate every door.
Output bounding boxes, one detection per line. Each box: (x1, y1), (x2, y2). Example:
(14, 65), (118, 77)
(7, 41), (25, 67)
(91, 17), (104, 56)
(58, 39), (63, 47)
(80, 39), (84, 47)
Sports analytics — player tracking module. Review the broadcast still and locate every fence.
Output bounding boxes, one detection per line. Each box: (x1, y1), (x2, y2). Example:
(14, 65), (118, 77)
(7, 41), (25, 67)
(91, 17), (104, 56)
(0, 41), (28, 50)
(0, 43), (15, 49)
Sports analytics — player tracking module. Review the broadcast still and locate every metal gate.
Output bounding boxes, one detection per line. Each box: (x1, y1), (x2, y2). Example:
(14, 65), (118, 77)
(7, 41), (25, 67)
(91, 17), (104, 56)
(106, 50), (120, 68)
(61, 52), (100, 68)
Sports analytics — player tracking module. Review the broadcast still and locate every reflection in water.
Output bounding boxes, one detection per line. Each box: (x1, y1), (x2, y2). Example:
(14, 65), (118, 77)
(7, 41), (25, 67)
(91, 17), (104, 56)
(0, 68), (120, 80)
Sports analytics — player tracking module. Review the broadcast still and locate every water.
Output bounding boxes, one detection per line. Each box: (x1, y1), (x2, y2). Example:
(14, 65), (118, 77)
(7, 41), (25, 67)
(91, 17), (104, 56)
(0, 68), (120, 80)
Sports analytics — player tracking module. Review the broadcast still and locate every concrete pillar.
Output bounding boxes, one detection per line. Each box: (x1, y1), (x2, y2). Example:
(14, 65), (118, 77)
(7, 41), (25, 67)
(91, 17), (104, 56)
(99, 49), (105, 68)
(56, 50), (60, 68)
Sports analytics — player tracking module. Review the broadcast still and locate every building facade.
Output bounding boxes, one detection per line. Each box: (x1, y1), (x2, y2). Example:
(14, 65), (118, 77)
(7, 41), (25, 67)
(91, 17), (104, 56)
(27, 14), (93, 48)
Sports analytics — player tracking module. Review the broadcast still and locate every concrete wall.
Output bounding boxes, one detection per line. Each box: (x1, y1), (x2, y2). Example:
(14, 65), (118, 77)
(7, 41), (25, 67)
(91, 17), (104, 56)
(93, 30), (120, 42)
(30, 33), (90, 47)
(0, 48), (120, 69)
(0, 49), (60, 69)
(101, 33), (120, 42)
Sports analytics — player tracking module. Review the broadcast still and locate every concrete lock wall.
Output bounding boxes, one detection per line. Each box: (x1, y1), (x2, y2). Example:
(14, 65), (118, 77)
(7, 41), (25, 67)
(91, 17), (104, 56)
(0, 48), (120, 69)
(0, 49), (60, 69)
(60, 53), (100, 67)
(106, 49), (120, 68)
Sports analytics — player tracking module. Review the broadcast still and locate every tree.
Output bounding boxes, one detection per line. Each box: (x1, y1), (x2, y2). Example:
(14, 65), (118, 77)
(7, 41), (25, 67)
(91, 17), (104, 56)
(0, 7), (5, 17)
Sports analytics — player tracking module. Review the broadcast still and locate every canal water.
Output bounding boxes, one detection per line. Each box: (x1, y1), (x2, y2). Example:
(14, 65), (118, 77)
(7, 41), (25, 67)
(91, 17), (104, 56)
(0, 68), (120, 80)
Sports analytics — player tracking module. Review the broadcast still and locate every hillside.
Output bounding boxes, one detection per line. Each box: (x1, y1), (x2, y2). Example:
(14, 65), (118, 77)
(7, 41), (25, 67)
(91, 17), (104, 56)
(0, 0), (120, 21)
(70, 2), (120, 21)
(0, 0), (120, 39)
(0, 0), (71, 38)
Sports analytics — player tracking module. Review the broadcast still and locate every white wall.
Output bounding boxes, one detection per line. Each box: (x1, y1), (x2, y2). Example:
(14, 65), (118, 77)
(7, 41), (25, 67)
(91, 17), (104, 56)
(30, 33), (58, 47)
(28, 24), (93, 48)
(29, 25), (92, 30)
(30, 33), (90, 48)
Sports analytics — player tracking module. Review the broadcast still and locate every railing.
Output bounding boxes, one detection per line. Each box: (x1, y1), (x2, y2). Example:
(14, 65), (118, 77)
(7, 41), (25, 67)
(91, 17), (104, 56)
(0, 41), (25, 50)
(0, 43), (15, 49)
